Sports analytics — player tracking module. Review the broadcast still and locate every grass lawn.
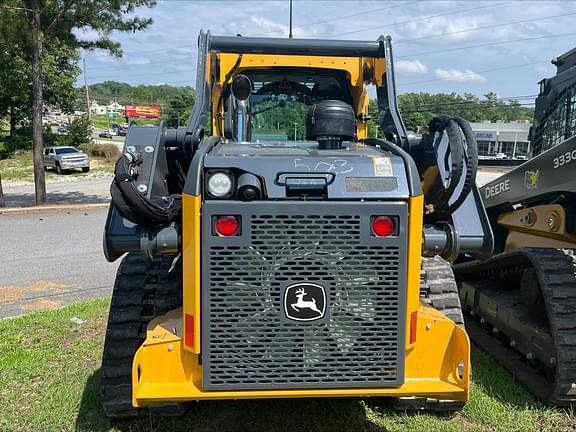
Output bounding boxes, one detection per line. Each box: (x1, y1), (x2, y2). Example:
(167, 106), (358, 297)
(0, 299), (574, 432)
(0, 152), (114, 181)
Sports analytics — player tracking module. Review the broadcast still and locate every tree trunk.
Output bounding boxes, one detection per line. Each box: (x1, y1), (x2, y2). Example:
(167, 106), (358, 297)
(0, 172), (5, 207)
(31, 1), (47, 205)
(9, 106), (16, 137)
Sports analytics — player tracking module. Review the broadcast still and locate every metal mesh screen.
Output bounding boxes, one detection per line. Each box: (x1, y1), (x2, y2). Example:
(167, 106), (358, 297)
(203, 203), (406, 390)
(533, 81), (576, 157)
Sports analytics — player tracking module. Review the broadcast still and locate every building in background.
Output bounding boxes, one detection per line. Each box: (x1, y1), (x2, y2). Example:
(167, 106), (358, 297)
(469, 120), (532, 159)
(90, 101), (125, 116)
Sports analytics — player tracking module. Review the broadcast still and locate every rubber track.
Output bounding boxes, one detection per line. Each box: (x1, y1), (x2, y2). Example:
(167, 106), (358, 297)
(393, 256), (468, 412)
(455, 248), (576, 406)
(100, 253), (184, 418)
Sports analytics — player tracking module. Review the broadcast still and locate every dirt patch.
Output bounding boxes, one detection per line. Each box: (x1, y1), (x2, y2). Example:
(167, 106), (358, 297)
(19, 298), (62, 311)
(25, 281), (70, 292)
(0, 286), (24, 305)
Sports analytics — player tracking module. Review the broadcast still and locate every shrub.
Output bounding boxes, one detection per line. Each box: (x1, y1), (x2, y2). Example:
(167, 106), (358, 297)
(79, 143), (121, 161)
(2, 135), (32, 154)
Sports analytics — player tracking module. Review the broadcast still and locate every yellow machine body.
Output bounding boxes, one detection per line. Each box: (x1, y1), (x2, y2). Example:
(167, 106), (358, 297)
(131, 51), (471, 406)
(132, 193), (470, 406)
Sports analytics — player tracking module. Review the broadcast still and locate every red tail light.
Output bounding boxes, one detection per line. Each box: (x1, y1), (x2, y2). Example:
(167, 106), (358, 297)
(410, 310), (418, 344)
(215, 215), (240, 236)
(185, 313), (195, 348)
(371, 216), (395, 237)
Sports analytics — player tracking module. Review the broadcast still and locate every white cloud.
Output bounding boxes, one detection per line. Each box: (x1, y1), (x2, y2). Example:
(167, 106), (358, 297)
(396, 59), (428, 74)
(434, 68), (486, 82)
(125, 58), (150, 66)
(223, 16), (318, 39)
(397, 16), (485, 44)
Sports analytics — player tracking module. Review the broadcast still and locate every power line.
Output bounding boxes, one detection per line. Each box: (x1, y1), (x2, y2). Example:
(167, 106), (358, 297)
(395, 11), (576, 44)
(88, 8), (568, 73)
(397, 31), (576, 59)
(82, 0), (513, 63)
(85, 45), (196, 59)
(88, 68), (196, 80)
(250, 1), (417, 37)
(87, 57), (198, 72)
(399, 102), (535, 114)
(398, 95), (537, 109)
(328, 0), (517, 38)
(398, 61), (551, 86)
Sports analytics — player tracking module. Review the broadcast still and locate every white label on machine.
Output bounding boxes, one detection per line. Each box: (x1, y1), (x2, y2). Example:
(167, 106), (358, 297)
(372, 157), (393, 177)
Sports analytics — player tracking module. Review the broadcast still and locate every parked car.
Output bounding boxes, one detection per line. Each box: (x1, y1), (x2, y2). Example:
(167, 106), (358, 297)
(43, 146), (90, 174)
(99, 131), (113, 139)
(57, 127), (68, 134)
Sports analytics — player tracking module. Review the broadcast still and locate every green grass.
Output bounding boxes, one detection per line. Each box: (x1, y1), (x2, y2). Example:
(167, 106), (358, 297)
(0, 151), (114, 181)
(0, 300), (574, 432)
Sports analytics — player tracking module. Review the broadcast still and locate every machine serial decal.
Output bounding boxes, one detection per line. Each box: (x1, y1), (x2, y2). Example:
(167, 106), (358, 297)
(553, 149), (576, 169)
(284, 283), (327, 322)
(372, 157), (393, 177)
(524, 169), (540, 190)
(484, 178), (510, 199)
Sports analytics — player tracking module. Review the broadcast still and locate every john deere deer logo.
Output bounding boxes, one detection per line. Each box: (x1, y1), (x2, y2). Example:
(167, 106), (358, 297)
(524, 169), (540, 189)
(284, 283), (326, 322)
(292, 287), (321, 314)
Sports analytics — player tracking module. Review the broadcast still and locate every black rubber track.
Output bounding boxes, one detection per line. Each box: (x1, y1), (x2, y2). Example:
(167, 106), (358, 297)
(454, 248), (576, 406)
(100, 253), (185, 418)
(393, 256), (468, 412)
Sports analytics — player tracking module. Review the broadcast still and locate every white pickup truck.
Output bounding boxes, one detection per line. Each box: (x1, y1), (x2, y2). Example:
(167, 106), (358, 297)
(43, 146), (90, 174)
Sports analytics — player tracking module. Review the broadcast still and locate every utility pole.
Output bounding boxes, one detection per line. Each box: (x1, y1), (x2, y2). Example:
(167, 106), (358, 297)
(83, 58), (91, 121)
(289, 0), (293, 38)
(294, 122), (298, 141)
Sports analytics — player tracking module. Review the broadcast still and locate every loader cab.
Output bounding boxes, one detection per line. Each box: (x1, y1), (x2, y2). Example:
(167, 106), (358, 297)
(205, 42), (406, 148)
(242, 68), (353, 143)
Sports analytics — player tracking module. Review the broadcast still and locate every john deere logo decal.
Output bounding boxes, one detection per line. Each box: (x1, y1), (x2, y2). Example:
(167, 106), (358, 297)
(524, 169), (540, 189)
(284, 283), (326, 322)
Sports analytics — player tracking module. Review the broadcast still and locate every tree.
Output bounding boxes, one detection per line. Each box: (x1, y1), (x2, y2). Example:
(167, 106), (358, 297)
(1, 0), (156, 205)
(68, 114), (92, 146)
(164, 92), (195, 128)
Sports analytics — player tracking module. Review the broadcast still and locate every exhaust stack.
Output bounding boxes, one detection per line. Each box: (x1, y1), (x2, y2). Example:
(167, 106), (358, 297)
(231, 74), (252, 142)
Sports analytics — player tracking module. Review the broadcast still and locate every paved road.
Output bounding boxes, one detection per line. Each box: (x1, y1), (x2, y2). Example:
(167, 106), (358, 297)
(0, 208), (121, 318)
(2, 169), (503, 209)
(476, 170), (504, 187)
(0, 168), (505, 319)
(2, 177), (112, 207)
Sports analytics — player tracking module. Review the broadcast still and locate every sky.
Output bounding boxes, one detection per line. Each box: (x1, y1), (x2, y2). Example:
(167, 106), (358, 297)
(79, 0), (576, 104)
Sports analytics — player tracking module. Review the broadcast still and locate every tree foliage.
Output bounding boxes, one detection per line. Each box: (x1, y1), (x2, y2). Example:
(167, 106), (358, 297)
(0, 0), (156, 204)
(67, 114), (92, 146)
(395, 92), (534, 132)
(86, 81), (195, 110)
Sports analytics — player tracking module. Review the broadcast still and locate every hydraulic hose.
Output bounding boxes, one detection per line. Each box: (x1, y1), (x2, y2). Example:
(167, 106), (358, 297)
(110, 151), (182, 226)
(426, 115), (478, 221)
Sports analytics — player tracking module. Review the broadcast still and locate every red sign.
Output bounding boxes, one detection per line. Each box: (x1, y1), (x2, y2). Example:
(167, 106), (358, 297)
(125, 105), (160, 118)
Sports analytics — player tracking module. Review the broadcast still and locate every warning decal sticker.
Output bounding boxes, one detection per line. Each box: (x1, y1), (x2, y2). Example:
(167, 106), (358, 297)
(372, 157), (393, 177)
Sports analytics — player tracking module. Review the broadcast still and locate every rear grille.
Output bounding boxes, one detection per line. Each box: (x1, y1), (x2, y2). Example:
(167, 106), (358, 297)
(202, 202), (407, 390)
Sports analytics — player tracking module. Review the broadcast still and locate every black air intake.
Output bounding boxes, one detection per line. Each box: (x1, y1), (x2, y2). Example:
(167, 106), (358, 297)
(306, 100), (356, 149)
